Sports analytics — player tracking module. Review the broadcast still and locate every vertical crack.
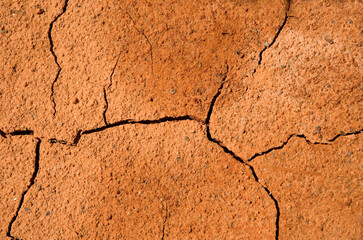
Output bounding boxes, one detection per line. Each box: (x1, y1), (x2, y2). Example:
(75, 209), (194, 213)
(103, 52), (122, 126)
(204, 62), (280, 237)
(161, 202), (168, 240)
(204, 4), (292, 236)
(48, 0), (69, 116)
(7, 138), (41, 240)
(205, 63), (229, 125)
(206, 128), (280, 239)
(252, 2), (290, 76)
(257, 14), (288, 66)
(0, 129), (7, 138)
(125, 12), (154, 72)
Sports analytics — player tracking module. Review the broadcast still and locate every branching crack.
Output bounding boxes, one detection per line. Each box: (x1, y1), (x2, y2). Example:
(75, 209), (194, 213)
(125, 11), (154, 72)
(7, 138), (41, 240)
(48, 0), (69, 116)
(103, 52), (122, 126)
(206, 126), (280, 239)
(204, 60), (280, 238)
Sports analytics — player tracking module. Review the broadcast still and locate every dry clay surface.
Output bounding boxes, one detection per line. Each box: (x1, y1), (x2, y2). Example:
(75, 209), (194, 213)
(0, 0), (362, 239)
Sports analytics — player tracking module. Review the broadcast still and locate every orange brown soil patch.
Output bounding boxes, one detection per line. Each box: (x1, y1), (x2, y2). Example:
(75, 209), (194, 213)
(0, 0), (362, 239)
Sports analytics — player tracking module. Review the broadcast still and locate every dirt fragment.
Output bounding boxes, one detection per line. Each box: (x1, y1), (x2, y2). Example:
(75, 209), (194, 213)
(210, 0), (363, 160)
(0, 136), (36, 239)
(252, 135), (362, 239)
(13, 122), (275, 239)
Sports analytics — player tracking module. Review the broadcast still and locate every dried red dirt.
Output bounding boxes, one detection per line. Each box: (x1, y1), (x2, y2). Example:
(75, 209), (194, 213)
(0, 0), (362, 239)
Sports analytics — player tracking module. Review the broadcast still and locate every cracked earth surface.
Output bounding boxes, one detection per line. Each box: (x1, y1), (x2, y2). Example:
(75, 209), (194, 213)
(0, 0), (362, 239)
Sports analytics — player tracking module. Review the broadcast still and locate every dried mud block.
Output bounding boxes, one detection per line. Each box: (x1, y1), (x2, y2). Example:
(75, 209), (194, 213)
(13, 121), (275, 239)
(106, 0), (287, 124)
(0, 136), (36, 238)
(210, 0), (363, 160)
(46, 0), (287, 140)
(252, 135), (363, 239)
(0, 0), (62, 136)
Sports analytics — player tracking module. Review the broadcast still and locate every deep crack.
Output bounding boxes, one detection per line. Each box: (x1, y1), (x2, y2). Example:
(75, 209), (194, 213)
(257, 14), (288, 66)
(206, 126), (280, 239)
(9, 130), (34, 136)
(7, 138), (41, 240)
(0, 129), (7, 138)
(252, 5), (290, 76)
(103, 52), (122, 126)
(48, 0), (69, 116)
(205, 63), (229, 125)
(82, 115), (199, 135)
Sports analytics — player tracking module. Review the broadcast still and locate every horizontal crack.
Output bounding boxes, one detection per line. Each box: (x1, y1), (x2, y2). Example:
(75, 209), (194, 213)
(7, 138), (41, 240)
(248, 129), (363, 162)
(49, 0), (69, 116)
(82, 115), (198, 135)
(9, 130), (34, 136)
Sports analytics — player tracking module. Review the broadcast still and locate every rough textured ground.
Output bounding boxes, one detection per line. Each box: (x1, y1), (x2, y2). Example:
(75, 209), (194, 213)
(0, 0), (362, 239)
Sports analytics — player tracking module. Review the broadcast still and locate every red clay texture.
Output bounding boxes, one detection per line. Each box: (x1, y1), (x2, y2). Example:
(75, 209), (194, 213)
(0, 0), (362, 239)
(12, 122), (276, 239)
(209, 0), (362, 160)
(0, 136), (37, 238)
(252, 135), (362, 239)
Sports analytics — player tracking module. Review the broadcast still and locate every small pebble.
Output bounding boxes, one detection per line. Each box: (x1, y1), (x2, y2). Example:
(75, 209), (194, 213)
(36, 8), (45, 15)
(324, 35), (334, 44)
(25, 207), (30, 212)
(345, 151), (353, 157)
(72, 97), (79, 104)
(264, 41), (269, 47)
(281, 65), (286, 68)
(170, 89), (175, 95)
(185, 136), (189, 141)
(46, 211), (51, 216)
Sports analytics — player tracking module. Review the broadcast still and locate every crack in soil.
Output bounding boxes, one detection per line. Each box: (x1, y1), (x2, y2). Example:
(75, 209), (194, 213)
(48, 0), (69, 117)
(252, 4), (290, 76)
(205, 63), (229, 125)
(161, 202), (168, 240)
(205, 126), (280, 239)
(82, 115), (200, 135)
(103, 52), (122, 126)
(203, 4), (292, 238)
(125, 11), (154, 72)
(203, 57), (281, 238)
(6, 139), (41, 240)
(9, 130), (34, 136)
(0, 129), (7, 138)
(247, 129), (363, 163)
